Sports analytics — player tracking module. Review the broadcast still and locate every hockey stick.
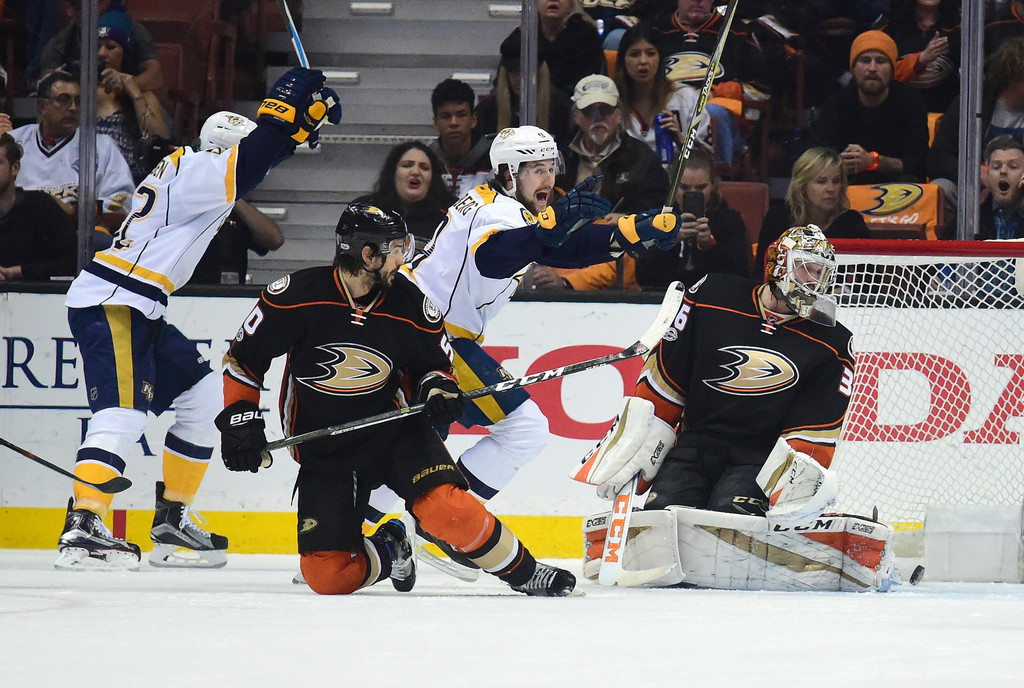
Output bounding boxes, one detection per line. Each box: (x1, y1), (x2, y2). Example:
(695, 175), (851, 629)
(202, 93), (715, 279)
(0, 436), (132, 494)
(597, 477), (678, 587)
(274, 0), (309, 68)
(259, 281), (687, 467)
(662, 0), (741, 213)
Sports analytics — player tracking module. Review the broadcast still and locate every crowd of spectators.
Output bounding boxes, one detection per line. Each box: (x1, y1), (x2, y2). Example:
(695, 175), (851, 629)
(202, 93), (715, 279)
(4, 0), (1024, 290)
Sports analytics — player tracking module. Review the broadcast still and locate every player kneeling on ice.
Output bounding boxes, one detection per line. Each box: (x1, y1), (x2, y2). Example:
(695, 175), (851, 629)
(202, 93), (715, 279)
(572, 225), (900, 591)
(56, 67), (340, 571)
(217, 204), (576, 596)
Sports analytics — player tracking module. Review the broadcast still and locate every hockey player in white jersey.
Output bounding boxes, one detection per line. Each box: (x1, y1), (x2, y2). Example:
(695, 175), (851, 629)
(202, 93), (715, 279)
(366, 125), (684, 569)
(56, 67), (341, 570)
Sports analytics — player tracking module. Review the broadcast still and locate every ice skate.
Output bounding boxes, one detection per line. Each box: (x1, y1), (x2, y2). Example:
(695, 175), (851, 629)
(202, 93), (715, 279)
(372, 519), (416, 592)
(55, 498), (141, 571)
(149, 482), (228, 568)
(511, 562), (578, 597)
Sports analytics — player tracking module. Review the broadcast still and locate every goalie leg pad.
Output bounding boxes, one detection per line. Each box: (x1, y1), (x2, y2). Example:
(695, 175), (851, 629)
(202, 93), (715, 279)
(670, 507), (897, 591)
(756, 438), (838, 527)
(581, 509), (685, 587)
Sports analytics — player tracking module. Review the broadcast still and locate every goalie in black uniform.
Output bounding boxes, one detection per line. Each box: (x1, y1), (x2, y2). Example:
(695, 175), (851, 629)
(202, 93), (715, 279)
(575, 225), (900, 591)
(216, 203), (576, 596)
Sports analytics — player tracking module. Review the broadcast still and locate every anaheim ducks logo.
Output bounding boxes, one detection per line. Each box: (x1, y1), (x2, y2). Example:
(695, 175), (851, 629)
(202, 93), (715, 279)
(705, 346), (798, 395)
(296, 343), (393, 395)
(665, 51), (725, 85)
(861, 184), (924, 216)
(299, 518), (318, 534)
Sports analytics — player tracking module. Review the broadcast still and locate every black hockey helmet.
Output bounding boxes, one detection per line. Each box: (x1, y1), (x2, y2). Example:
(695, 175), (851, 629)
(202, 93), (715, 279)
(334, 202), (414, 265)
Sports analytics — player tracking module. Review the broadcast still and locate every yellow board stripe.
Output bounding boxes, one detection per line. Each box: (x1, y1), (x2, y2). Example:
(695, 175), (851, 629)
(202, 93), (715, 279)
(103, 305), (136, 408)
(0, 508), (586, 557)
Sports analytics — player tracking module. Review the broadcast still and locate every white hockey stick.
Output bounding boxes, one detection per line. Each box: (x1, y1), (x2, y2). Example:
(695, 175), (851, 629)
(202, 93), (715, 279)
(597, 476), (677, 587)
(274, 0), (309, 68)
(260, 282), (687, 467)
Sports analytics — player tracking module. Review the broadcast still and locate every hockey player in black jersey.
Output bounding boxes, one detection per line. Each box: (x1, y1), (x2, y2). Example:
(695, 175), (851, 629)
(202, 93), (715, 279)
(578, 224), (854, 524)
(216, 203), (576, 596)
(573, 227), (904, 592)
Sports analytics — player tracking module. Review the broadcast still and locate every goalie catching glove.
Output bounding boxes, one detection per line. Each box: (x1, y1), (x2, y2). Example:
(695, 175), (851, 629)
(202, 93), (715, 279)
(257, 66), (342, 148)
(534, 175), (612, 247)
(215, 401), (268, 473)
(570, 397), (676, 499)
(756, 438), (839, 527)
(613, 209), (680, 258)
(417, 372), (465, 427)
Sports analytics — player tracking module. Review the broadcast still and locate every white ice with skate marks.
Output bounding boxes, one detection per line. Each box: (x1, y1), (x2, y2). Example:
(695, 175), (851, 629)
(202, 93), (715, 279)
(2, 551), (1024, 687)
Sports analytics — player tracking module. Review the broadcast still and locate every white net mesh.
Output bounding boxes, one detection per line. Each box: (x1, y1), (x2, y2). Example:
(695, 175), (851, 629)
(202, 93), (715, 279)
(830, 240), (1024, 526)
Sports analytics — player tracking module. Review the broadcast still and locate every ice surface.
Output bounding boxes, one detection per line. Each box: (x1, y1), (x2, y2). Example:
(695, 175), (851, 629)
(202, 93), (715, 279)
(2, 550), (1023, 687)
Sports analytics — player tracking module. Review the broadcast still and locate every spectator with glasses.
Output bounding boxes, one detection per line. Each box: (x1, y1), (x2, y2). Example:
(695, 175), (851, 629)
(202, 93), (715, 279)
(9, 70), (133, 216)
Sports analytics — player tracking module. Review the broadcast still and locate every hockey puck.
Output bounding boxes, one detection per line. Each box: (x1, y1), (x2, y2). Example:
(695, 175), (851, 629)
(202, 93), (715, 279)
(909, 565), (925, 585)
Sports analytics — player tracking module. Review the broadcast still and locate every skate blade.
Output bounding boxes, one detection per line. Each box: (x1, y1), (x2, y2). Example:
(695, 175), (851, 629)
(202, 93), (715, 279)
(55, 547), (140, 571)
(149, 543), (227, 569)
(292, 570), (307, 585)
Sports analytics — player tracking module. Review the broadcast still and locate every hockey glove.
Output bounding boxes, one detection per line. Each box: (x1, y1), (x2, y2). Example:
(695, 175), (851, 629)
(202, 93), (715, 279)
(257, 67), (342, 148)
(215, 401), (268, 473)
(417, 373), (466, 427)
(570, 397), (676, 500)
(535, 175), (612, 247)
(613, 210), (680, 258)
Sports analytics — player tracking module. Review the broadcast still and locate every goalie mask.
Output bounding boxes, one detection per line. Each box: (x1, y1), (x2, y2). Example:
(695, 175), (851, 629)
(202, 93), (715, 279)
(764, 225), (838, 326)
(335, 202), (415, 267)
(199, 111), (256, 151)
(490, 125), (564, 196)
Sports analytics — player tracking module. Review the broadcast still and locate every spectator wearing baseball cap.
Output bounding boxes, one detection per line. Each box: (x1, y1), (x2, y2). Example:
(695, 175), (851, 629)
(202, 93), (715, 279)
(810, 29), (929, 185)
(524, 74), (668, 292)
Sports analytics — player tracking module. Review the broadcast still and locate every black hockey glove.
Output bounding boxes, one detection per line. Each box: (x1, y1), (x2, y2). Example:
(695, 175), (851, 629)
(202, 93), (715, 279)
(215, 401), (268, 473)
(417, 373), (466, 427)
(257, 67), (342, 148)
(613, 209), (680, 258)
(535, 175), (612, 247)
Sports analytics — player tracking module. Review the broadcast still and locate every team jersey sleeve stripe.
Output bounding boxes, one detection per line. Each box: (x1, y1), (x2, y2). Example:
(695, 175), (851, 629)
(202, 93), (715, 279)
(444, 321), (483, 342)
(225, 146), (239, 204)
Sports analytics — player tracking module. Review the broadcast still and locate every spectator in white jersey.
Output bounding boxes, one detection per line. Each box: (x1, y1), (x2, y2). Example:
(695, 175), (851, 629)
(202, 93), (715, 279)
(55, 68), (341, 571)
(9, 70), (133, 214)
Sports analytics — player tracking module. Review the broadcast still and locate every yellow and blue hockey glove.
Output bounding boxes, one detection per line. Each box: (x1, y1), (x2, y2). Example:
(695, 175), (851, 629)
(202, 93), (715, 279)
(535, 175), (612, 247)
(257, 67), (342, 148)
(613, 209), (680, 257)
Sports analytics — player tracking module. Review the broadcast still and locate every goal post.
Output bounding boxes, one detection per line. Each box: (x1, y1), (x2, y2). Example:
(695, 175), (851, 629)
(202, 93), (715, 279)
(829, 239), (1024, 578)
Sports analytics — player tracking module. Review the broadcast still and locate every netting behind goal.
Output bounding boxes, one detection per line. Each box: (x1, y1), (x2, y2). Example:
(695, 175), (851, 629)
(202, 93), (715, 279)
(829, 239), (1024, 526)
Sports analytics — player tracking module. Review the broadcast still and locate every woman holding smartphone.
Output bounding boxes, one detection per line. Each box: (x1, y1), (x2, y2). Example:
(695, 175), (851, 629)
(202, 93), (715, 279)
(635, 148), (752, 290)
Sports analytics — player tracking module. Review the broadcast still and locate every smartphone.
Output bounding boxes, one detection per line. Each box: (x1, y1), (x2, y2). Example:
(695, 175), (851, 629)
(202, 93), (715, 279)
(682, 190), (705, 218)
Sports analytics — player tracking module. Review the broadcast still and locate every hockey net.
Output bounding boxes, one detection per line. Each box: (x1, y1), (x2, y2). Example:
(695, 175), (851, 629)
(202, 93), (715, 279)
(830, 239), (1024, 529)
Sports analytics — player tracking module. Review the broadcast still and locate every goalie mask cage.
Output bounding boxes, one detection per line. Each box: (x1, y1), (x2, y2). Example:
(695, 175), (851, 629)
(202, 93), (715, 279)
(829, 239), (1024, 532)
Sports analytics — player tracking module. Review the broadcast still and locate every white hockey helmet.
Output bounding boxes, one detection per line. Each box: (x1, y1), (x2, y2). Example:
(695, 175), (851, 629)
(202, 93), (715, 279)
(764, 224), (838, 326)
(199, 111), (257, 151)
(489, 125), (562, 195)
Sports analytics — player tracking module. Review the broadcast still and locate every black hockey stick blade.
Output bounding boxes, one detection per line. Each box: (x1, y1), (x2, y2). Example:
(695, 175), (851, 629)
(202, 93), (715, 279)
(260, 282), (688, 464)
(0, 436), (132, 494)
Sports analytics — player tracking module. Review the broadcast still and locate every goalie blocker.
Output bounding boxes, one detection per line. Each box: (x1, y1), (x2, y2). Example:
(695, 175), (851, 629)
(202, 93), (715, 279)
(582, 507), (900, 592)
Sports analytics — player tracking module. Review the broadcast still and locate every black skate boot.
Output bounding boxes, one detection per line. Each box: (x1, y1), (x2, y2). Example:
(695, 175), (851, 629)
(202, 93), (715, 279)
(55, 498), (141, 570)
(372, 519), (416, 592)
(149, 482), (228, 568)
(511, 561), (577, 597)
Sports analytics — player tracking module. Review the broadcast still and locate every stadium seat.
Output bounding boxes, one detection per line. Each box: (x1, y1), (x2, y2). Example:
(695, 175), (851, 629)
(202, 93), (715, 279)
(719, 180), (770, 245)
